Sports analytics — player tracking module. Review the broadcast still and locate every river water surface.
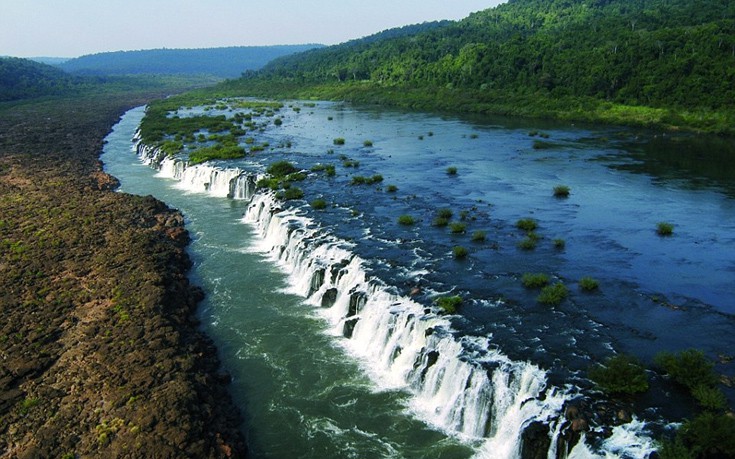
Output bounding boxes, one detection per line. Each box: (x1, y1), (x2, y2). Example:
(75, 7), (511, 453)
(102, 103), (734, 458)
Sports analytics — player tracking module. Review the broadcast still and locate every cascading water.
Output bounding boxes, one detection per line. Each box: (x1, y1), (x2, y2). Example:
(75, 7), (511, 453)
(243, 191), (578, 458)
(135, 138), (258, 201)
(133, 134), (658, 459)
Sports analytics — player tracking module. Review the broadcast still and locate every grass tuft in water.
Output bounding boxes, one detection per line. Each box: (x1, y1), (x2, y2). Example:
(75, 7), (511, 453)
(657, 222), (674, 236)
(435, 295), (462, 314)
(553, 185), (571, 198)
(522, 273), (550, 289)
(579, 277), (600, 291)
(537, 282), (568, 305)
(516, 218), (538, 232)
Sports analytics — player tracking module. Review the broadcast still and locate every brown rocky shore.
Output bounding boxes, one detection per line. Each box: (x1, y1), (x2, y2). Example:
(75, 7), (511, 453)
(0, 94), (247, 458)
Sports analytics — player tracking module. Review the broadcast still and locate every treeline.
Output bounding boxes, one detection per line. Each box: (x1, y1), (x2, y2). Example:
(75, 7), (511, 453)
(231, 0), (735, 127)
(0, 57), (80, 102)
(59, 45), (324, 78)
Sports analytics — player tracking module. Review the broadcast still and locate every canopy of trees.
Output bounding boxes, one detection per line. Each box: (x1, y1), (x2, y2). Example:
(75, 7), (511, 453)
(241, 0), (735, 111)
(0, 57), (79, 102)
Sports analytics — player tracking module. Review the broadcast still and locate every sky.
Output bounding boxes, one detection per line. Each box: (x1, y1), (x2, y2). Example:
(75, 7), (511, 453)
(1, 0), (505, 58)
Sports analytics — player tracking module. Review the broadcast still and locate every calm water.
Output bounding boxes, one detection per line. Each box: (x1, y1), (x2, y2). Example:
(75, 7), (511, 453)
(102, 103), (734, 458)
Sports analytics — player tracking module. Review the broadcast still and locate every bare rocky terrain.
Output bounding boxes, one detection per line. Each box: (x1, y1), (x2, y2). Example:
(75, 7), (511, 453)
(0, 94), (246, 458)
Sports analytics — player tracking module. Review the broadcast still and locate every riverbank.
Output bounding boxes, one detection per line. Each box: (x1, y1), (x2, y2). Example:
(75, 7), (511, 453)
(215, 79), (735, 136)
(0, 94), (246, 457)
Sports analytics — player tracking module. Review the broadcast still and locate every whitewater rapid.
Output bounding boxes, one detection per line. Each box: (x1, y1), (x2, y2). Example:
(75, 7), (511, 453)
(134, 137), (657, 459)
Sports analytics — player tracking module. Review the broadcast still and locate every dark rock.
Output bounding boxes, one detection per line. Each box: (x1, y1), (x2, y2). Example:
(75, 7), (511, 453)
(321, 288), (338, 308)
(521, 421), (551, 459)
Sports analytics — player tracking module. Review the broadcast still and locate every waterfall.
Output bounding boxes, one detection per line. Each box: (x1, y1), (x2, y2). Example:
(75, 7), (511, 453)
(135, 140), (258, 201)
(242, 192), (658, 459)
(132, 137), (655, 458)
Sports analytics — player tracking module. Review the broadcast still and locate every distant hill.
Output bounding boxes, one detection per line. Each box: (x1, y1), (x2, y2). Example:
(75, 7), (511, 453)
(226, 0), (735, 132)
(30, 57), (70, 66)
(0, 57), (78, 102)
(58, 45), (324, 78)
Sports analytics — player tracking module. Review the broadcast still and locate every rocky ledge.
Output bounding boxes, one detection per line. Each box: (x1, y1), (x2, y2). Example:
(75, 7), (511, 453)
(0, 95), (246, 457)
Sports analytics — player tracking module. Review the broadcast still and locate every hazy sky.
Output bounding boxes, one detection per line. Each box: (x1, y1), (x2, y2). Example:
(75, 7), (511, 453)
(1, 0), (505, 58)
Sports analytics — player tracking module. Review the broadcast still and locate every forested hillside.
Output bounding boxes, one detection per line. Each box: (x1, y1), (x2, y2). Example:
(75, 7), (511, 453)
(0, 57), (79, 102)
(59, 45), (323, 78)
(228, 0), (735, 132)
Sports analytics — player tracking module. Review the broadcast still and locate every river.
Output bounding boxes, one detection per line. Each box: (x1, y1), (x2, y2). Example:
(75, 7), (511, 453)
(101, 102), (734, 458)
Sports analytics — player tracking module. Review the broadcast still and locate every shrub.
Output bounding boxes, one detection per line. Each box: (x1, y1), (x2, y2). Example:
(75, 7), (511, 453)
(273, 117), (283, 126)
(449, 222), (467, 234)
(276, 187), (304, 201)
(655, 349), (718, 391)
(398, 215), (415, 225)
(657, 222), (674, 236)
(267, 160), (298, 177)
(310, 199), (327, 210)
(351, 174), (383, 185)
(692, 385), (727, 410)
(436, 295), (462, 314)
(437, 208), (453, 219)
(553, 185), (571, 198)
(333, 137), (345, 145)
(432, 217), (450, 227)
(516, 218), (538, 232)
(532, 140), (554, 150)
(579, 277), (600, 291)
(256, 177), (280, 190)
(675, 412), (735, 458)
(363, 140), (373, 147)
(386, 184), (398, 192)
(588, 354), (649, 395)
(285, 172), (306, 182)
(537, 283), (568, 305)
(553, 238), (566, 249)
(471, 230), (486, 242)
(453, 246), (469, 259)
(517, 237), (538, 250)
(522, 273), (550, 289)
(446, 166), (458, 175)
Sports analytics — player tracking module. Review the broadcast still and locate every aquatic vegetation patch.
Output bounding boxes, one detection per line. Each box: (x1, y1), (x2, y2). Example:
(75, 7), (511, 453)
(537, 283), (568, 305)
(516, 218), (538, 232)
(188, 144), (246, 165)
(471, 230), (486, 242)
(310, 199), (328, 210)
(579, 277), (600, 291)
(397, 215), (415, 225)
(657, 222), (674, 236)
(553, 185), (571, 198)
(522, 273), (550, 289)
(435, 295), (462, 314)
(588, 354), (649, 395)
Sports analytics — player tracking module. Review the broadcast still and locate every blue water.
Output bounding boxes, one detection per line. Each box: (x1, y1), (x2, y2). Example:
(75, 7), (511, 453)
(102, 102), (735, 458)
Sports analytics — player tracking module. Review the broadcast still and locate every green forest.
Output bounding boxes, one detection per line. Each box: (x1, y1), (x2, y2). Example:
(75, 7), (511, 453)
(224, 0), (735, 133)
(0, 58), (80, 102)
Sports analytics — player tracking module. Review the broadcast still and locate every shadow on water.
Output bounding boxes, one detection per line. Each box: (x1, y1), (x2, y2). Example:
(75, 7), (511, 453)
(611, 133), (735, 198)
